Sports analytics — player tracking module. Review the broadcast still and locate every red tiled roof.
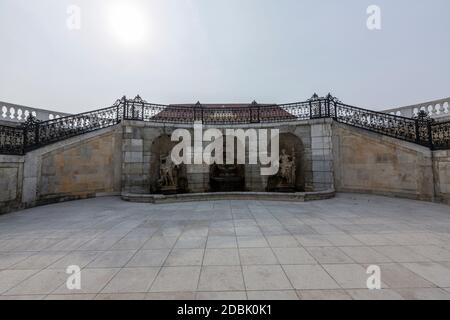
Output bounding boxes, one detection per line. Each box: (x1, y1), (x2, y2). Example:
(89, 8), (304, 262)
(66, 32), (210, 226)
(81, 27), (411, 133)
(149, 103), (297, 123)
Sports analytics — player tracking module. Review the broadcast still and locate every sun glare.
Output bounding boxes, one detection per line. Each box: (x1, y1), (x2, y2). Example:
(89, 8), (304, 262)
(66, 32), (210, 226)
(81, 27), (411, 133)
(107, 2), (148, 46)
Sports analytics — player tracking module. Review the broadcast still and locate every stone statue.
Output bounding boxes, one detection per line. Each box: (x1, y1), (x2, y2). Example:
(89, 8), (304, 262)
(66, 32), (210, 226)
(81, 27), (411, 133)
(159, 154), (176, 187)
(279, 148), (296, 186)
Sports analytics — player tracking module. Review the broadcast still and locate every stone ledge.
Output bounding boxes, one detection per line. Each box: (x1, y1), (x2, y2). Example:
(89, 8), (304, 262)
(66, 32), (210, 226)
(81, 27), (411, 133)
(0, 154), (24, 163)
(121, 189), (335, 204)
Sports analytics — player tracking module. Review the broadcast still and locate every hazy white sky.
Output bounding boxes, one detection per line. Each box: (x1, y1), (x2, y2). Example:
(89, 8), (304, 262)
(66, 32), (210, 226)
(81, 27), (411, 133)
(0, 0), (449, 113)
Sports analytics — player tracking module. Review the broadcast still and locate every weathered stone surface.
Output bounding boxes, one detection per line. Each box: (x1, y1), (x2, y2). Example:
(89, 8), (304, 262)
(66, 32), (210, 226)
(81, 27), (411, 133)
(433, 150), (450, 204)
(310, 122), (334, 191)
(333, 123), (435, 201)
(1, 118), (449, 215)
(0, 168), (18, 202)
(38, 130), (120, 199)
(0, 156), (24, 213)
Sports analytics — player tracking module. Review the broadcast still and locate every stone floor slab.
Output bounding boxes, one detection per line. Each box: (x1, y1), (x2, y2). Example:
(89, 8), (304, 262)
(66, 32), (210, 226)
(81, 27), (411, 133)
(247, 290), (299, 300)
(306, 247), (354, 264)
(322, 264), (372, 289)
(1, 194), (450, 299)
(239, 248), (278, 265)
(126, 249), (170, 267)
(196, 291), (247, 300)
(198, 266), (245, 291)
(242, 265), (292, 290)
(87, 250), (136, 268)
(150, 266), (201, 292)
(203, 249), (240, 266)
(5, 269), (67, 295)
(339, 246), (392, 263)
(272, 247), (317, 265)
(101, 267), (159, 293)
(298, 289), (352, 300)
(395, 288), (450, 300)
(346, 289), (404, 300)
(206, 236), (238, 249)
(164, 249), (204, 266)
(402, 262), (450, 287)
(0, 269), (38, 294)
(283, 265), (340, 290)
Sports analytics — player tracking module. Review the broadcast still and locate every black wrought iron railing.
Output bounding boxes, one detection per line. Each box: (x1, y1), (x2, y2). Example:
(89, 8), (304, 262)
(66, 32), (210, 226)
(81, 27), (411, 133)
(0, 124), (24, 155)
(431, 120), (450, 150)
(28, 102), (123, 151)
(334, 102), (418, 144)
(0, 94), (449, 155)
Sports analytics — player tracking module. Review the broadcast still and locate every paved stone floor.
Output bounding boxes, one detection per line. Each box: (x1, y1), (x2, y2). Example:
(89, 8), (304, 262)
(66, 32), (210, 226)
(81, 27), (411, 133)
(1, 193), (450, 300)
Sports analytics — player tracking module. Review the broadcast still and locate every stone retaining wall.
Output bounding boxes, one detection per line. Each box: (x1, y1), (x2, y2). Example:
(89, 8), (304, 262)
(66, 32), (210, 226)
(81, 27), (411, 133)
(19, 126), (122, 210)
(120, 120), (316, 194)
(0, 155), (24, 214)
(332, 122), (435, 201)
(433, 150), (450, 204)
(0, 120), (449, 214)
(38, 128), (122, 202)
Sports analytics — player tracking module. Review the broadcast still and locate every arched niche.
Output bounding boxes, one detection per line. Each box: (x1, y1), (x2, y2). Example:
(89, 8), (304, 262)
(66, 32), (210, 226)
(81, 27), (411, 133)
(149, 134), (188, 194)
(267, 132), (305, 192)
(209, 135), (246, 192)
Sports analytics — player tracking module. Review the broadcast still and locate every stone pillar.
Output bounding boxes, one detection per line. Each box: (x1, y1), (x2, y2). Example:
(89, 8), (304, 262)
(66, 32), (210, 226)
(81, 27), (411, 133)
(245, 164), (268, 192)
(22, 152), (39, 205)
(294, 125), (313, 191)
(0, 155), (24, 213)
(186, 164), (210, 192)
(432, 150), (450, 204)
(121, 124), (146, 193)
(244, 137), (267, 191)
(310, 120), (334, 191)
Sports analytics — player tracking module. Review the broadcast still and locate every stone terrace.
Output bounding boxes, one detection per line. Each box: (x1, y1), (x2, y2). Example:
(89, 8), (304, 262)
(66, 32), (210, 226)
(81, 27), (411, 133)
(1, 194), (450, 300)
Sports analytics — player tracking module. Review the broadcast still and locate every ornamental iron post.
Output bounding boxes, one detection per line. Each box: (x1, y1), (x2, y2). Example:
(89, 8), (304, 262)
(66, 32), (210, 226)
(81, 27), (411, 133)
(121, 96), (127, 119)
(325, 93), (340, 119)
(250, 100), (259, 123)
(194, 101), (203, 123)
(326, 97), (330, 117)
(22, 124), (27, 153)
(21, 126), (26, 155)
(133, 95), (146, 121)
(415, 118), (420, 144)
(116, 97), (124, 123)
(21, 114), (41, 151)
(258, 105), (261, 123)
(308, 93), (320, 119)
(427, 120), (433, 149)
(308, 100), (313, 119)
(333, 100), (338, 119)
(325, 93), (333, 117)
(414, 110), (434, 148)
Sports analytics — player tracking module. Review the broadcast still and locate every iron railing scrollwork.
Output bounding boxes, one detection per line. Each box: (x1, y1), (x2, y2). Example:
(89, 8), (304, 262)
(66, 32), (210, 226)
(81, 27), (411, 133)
(0, 124), (24, 155)
(334, 102), (419, 144)
(0, 101), (123, 154)
(1, 94), (449, 155)
(431, 120), (450, 150)
(32, 103), (122, 150)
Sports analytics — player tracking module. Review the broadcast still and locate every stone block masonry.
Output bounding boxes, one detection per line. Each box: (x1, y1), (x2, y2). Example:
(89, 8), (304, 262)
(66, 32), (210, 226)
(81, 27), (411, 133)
(0, 155), (23, 214)
(1, 118), (449, 214)
(17, 126), (122, 210)
(433, 150), (450, 204)
(310, 120), (334, 191)
(332, 122), (435, 201)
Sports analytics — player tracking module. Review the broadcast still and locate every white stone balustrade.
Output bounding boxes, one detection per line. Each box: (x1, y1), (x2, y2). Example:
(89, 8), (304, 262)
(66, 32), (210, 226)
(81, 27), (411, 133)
(383, 97), (450, 120)
(0, 101), (71, 123)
